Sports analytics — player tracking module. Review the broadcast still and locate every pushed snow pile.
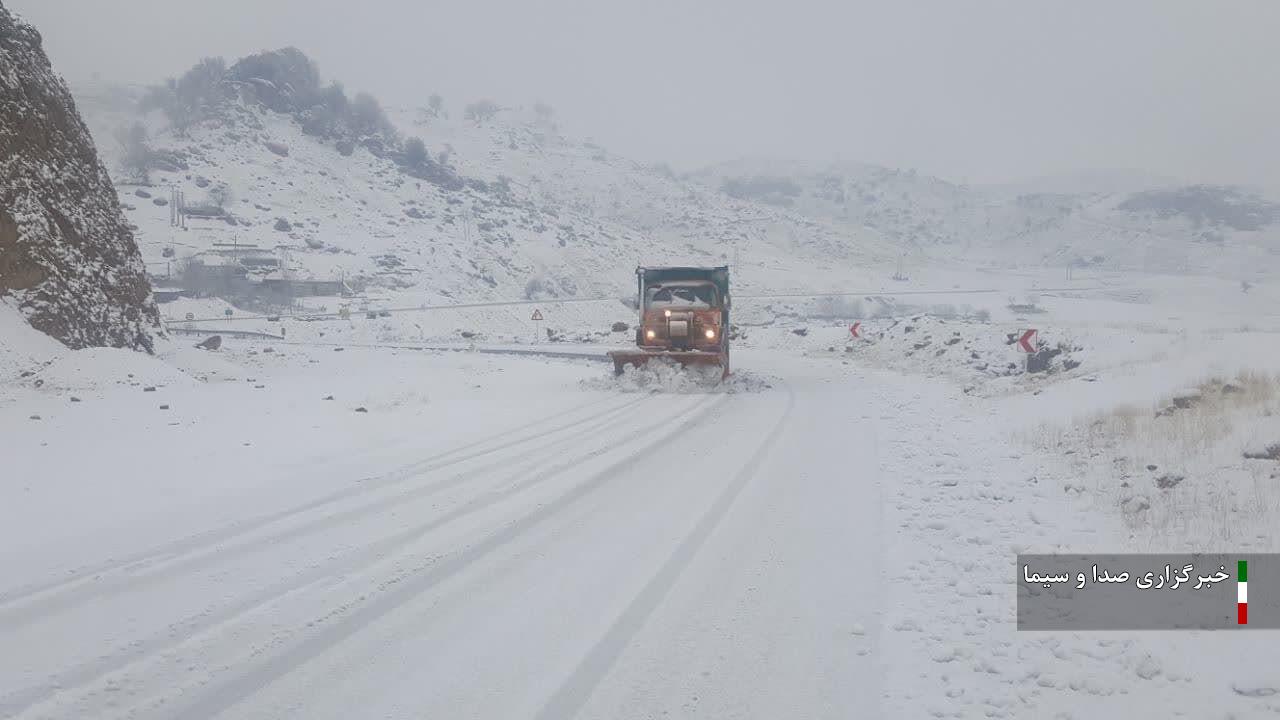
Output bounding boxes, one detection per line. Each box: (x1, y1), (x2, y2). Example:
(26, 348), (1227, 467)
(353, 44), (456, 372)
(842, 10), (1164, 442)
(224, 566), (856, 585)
(842, 314), (1082, 384)
(582, 358), (773, 394)
(29, 347), (196, 391)
(0, 299), (64, 381)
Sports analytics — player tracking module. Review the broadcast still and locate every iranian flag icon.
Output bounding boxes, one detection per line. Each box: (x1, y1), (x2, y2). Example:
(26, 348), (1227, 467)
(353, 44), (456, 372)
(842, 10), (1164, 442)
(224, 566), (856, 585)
(1238, 560), (1248, 625)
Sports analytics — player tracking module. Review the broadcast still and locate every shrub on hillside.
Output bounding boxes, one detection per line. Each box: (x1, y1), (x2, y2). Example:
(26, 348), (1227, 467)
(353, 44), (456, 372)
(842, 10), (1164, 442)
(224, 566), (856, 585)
(208, 183), (234, 208)
(112, 122), (151, 183)
(138, 80), (192, 134)
(721, 175), (803, 206)
(227, 48), (321, 112)
(298, 84), (349, 137)
(404, 137), (428, 166)
(149, 49), (404, 147)
(426, 93), (445, 118)
(1117, 185), (1279, 232)
(464, 99), (500, 124)
(138, 57), (227, 134)
(176, 57), (228, 112)
(350, 92), (396, 139)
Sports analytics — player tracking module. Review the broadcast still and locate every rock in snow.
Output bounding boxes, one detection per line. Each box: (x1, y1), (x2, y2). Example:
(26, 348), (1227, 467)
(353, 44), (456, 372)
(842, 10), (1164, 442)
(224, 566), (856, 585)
(195, 335), (222, 351)
(0, 2), (160, 351)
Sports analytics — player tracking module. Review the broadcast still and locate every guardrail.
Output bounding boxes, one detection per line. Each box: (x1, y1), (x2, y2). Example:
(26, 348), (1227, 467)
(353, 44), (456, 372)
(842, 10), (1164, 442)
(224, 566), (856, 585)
(281, 339), (614, 363)
(166, 326), (285, 340)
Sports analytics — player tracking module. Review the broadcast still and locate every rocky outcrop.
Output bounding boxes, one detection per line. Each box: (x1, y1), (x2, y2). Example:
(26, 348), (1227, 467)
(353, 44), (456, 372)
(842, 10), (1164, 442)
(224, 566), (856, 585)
(0, 2), (159, 351)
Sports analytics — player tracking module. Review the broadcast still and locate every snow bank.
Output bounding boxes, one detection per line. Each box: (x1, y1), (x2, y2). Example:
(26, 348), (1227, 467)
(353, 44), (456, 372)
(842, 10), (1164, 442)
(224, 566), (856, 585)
(833, 314), (1081, 387)
(1035, 371), (1280, 550)
(31, 347), (197, 391)
(0, 300), (65, 381)
(580, 358), (774, 394)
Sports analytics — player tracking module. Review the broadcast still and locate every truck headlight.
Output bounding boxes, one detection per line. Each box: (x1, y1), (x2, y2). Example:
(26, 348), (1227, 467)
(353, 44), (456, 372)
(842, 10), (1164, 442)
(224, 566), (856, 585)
(646, 329), (656, 340)
(664, 309), (672, 317)
(705, 328), (716, 339)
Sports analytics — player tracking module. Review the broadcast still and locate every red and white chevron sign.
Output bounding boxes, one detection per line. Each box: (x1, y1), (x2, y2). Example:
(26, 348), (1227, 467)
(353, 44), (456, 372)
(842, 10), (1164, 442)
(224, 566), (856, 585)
(1018, 329), (1037, 353)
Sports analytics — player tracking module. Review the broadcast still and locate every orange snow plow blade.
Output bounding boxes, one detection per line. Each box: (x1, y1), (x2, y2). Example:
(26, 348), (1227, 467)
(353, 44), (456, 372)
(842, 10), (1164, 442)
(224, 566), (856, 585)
(608, 349), (728, 377)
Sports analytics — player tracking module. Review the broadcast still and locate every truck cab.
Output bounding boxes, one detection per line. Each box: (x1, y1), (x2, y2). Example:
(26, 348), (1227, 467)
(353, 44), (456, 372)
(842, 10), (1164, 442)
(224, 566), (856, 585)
(610, 266), (731, 377)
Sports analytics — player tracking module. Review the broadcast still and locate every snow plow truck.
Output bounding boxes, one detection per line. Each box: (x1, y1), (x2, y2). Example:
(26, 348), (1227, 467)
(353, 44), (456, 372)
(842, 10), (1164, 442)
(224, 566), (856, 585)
(609, 266), (730, 377)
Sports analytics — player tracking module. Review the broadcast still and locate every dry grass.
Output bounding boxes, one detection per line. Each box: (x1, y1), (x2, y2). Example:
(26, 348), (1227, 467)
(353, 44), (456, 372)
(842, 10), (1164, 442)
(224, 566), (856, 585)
(1031, 371), (1280, 550)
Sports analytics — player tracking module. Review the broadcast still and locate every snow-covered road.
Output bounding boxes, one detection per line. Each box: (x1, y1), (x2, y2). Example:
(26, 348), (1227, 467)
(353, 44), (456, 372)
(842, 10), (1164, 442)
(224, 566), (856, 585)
(6, 321), (1280, 719)
(1, 347), (882, 720)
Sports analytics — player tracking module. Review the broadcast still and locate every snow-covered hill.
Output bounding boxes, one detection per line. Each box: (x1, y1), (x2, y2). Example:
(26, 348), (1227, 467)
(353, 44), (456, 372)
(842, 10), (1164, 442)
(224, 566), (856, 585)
(693, 157), (1280, 277)
(67, 47), (1278, 330)
(71, 62), (904, 313)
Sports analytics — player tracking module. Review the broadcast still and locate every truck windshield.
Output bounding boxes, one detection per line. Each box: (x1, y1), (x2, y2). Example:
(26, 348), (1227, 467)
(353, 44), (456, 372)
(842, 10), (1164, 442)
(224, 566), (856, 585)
(646, 284), (718, 309)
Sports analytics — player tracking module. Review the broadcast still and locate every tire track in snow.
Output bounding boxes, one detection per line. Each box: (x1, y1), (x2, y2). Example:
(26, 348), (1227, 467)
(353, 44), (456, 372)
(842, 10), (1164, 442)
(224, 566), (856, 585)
(0, 394), (636, 615)
(152, 393), (729, 720)
(533, 383), (797, 720)
(3, 395), (718, 720)
(0, 396), (657, 715)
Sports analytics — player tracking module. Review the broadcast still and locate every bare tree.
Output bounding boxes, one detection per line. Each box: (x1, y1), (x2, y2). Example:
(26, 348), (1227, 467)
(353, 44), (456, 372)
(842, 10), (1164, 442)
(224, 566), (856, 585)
(464, 99), (500, 124)
(427, 93), (445, 118)
(208, 182), (234, 208)
(113, 122), (151, 183)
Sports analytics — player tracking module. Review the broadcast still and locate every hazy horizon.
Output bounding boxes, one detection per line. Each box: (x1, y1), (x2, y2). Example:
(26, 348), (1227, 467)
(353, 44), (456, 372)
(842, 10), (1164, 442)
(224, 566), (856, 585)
(9, 0), (1279, 194)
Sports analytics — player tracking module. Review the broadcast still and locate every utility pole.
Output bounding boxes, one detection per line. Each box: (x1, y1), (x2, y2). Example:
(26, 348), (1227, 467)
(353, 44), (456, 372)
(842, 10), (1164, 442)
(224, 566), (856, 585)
(171, 188), (185, 229)
(458, 209), (470, 244)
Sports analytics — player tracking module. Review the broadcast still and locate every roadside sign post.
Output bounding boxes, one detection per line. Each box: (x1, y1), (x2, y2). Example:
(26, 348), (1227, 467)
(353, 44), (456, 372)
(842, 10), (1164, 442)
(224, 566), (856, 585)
(531, 308), (544, 343)
(1019, 328), (1037, 373)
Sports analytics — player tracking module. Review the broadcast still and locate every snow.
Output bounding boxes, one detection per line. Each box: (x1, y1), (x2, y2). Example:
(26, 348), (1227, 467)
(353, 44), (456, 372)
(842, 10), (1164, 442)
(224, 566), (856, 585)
(0, 299), (63, 382)
(580, 357), (774, 394)
(30, 346), (197, 391)
(4, 270), (1280, 719)
(2, 75), (1278, 720)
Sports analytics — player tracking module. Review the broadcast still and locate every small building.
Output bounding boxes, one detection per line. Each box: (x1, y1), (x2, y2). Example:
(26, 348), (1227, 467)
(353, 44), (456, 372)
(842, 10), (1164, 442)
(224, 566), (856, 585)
(179, 248), (347, 300)
(151, 287), (188, 303)
(182, 255), (251, 297)
(260, 277), (347, 298)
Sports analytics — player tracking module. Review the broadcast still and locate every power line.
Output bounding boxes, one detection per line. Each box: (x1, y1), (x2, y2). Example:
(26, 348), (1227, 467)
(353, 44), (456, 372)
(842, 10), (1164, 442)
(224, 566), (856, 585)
(164, 285), (1117, 325)
(738, 286), (1107, 300)
(168, 295), (618, 324)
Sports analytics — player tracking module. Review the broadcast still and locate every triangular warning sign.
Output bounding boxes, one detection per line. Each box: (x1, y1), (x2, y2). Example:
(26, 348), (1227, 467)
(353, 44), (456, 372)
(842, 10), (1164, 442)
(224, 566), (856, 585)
(531, 309), (544, 321)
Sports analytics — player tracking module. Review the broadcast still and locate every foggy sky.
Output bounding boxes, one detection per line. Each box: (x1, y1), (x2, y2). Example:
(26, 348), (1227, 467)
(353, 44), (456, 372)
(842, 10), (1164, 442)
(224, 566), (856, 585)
(10, 0), (1280, 194)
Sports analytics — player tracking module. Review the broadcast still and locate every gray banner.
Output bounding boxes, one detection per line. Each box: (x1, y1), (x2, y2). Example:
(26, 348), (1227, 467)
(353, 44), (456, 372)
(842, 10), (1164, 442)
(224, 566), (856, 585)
(1017, 554), (1279, 630)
